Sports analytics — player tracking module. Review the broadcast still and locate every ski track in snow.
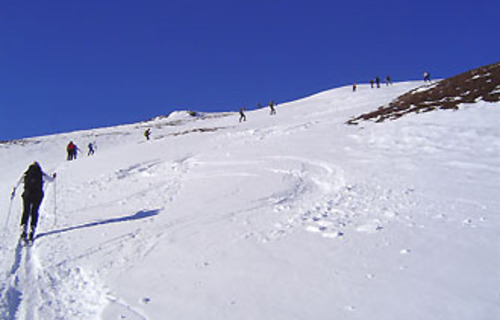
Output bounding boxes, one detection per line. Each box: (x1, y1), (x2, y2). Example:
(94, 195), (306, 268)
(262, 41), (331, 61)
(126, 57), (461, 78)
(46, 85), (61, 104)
(0, 240), (106, 320)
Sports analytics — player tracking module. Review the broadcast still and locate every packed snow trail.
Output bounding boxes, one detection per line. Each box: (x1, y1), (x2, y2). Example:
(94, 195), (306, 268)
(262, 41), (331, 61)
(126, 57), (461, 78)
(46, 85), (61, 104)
(1, 238), (108, 319)
(0, 82), (498, 319)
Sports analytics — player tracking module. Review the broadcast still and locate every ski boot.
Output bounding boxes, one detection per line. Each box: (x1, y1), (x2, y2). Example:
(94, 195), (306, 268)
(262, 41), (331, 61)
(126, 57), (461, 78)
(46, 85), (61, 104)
(27, 227), (35, 245)
(20, 224), (27, 241)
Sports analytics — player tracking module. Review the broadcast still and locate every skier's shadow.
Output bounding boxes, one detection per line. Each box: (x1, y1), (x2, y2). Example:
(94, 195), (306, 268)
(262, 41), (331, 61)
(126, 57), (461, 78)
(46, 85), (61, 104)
(37, 209), (160, 239)
(2, 241), (25, 320)
(9, 240), (24, 275)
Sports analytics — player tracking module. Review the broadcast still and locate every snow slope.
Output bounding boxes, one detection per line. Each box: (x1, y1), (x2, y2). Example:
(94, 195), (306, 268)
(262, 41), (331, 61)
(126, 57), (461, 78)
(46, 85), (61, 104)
(0, 81), (499, 319)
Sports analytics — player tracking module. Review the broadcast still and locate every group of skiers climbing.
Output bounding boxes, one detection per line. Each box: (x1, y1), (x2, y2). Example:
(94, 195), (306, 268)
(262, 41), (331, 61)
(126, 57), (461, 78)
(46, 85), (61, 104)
(353, 72), (431, 92)
(9, 120), (195, 242)
(66, 141), (95, 160)
(141, 100), (278, 136)
(370, 76), (392, 89)
(10, 140), (95, 244)
(239, 100), (277, 123)
(353, 76), (392, 91)
(141, 101), (277, 138)
(12, 138), (97, 243)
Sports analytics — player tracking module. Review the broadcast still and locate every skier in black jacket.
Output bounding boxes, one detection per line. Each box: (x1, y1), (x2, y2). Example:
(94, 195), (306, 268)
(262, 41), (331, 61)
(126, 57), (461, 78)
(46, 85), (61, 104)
(144, 129), (151, 141)
(239, 107), (247, 122)
(12, 162), (56, 242)
(269, 101), (276, 115)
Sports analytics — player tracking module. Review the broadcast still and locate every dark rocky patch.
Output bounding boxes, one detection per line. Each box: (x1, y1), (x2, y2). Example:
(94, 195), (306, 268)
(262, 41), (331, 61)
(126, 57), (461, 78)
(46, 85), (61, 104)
(170, 127), (226, 137)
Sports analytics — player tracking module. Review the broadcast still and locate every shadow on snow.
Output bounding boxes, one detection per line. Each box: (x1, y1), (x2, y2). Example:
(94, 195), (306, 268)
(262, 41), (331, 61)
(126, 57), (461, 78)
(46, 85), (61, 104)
(0, 241), (24, 320)
(37, 209), (160, 239)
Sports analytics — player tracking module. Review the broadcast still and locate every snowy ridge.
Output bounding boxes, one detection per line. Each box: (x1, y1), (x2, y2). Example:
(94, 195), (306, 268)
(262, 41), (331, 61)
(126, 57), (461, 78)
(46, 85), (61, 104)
(0, 80), (499, 319)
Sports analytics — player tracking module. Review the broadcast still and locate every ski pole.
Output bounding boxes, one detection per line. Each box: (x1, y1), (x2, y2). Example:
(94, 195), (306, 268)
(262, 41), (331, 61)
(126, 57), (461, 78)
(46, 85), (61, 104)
(53, 178), (57, 227)
(3, 195), (14, 239)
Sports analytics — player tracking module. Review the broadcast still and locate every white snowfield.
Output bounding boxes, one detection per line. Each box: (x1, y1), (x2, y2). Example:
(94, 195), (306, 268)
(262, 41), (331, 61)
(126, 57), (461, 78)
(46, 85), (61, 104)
(0, 81), (499, 320)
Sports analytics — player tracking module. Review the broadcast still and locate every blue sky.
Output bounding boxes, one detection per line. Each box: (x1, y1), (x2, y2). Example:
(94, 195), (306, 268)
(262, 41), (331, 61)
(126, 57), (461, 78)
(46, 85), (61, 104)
(1, 0), (499, 140)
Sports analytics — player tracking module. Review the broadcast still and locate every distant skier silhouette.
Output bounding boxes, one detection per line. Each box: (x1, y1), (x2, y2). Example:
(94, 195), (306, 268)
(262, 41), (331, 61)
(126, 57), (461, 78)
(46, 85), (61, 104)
(144, 128), (151, 140)
(424, 71), (431, 82)
(269, 101), (276, 115)
(87, 142), (95, 156)
(386, 76), (392, 86)
(239, 107), (247, 122)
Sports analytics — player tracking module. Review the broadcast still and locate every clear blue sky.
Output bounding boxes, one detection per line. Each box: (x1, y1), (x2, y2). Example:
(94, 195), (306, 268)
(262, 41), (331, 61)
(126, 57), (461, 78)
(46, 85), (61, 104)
(1, 0), (499, 140)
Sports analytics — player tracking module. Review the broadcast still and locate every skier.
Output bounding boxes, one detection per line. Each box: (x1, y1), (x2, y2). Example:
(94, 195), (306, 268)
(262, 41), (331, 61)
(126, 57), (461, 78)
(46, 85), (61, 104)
(67, 141), (77, 161)
(375, 76), (381, 88)
(369, 79), (374, 88)
(11, 162), (56, 243)
(239, 107), (247, 122)
(269, 101), (276, 115)
(87, 142), (95, 156)
(423, 71), (431, 82)
(386, 76), (392, 86)
(144, 129), (151, 141)
(353, 82), (357, 92)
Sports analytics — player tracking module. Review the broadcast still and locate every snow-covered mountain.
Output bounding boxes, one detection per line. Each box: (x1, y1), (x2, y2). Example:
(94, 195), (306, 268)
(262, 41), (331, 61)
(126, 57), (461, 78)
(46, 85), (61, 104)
(1, 73), (499, 319)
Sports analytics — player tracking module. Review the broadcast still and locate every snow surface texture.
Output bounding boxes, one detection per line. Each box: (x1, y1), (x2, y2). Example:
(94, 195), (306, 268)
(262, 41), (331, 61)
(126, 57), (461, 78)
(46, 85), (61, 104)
(0, 82), (499, 319)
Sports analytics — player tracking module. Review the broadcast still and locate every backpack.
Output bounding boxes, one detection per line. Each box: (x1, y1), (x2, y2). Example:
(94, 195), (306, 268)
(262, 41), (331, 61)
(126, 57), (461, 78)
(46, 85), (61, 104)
(24, 164), (43, 191)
